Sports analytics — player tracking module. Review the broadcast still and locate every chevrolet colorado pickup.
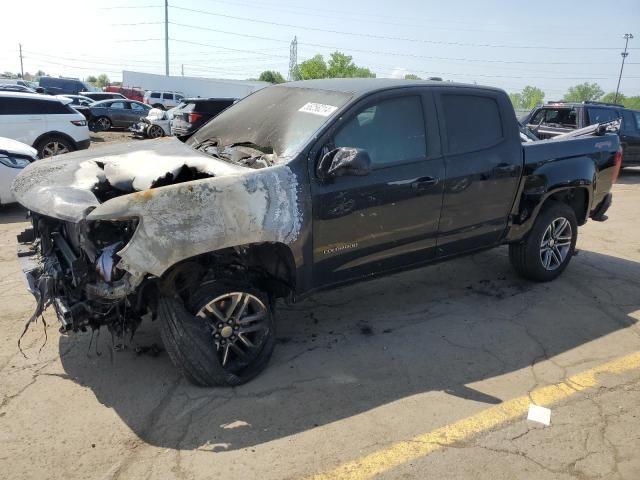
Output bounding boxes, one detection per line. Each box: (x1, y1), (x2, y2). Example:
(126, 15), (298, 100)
(13, 79), (622, 386)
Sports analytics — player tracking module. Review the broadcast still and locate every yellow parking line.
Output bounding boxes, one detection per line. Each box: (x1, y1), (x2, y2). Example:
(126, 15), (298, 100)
(309, 351), (640, 480)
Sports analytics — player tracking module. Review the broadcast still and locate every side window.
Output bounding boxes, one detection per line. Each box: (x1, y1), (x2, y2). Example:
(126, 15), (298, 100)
(621, 110), (639, 134)
(39, 101), (73, 114)
(0, 98), (38, 114)
(110, 101), (126, 110)
(441, 94), (503, 154)
(587, 107), (620, 125)
(333, 96), (426, 168)
(162, 93), (173, 100)
(150, 92), (160, 99)
(131, 102), (145, 111)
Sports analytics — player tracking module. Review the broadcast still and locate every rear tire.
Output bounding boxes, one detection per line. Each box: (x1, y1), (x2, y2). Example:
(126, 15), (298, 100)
(509, 202), (578, 282)
(94, 116), (112, 131)
(158, 281), (275, 387)
(34, 135), (75, 159)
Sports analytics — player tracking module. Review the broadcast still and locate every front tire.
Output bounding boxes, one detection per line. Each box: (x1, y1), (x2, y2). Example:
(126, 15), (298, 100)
(147, 124), (164, 138)
(509, 202), (578, 282)
(158, 282), (275, 387)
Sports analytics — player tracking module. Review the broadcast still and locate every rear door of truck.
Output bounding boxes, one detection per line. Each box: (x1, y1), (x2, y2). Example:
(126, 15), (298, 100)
(434, 87), (523, 256)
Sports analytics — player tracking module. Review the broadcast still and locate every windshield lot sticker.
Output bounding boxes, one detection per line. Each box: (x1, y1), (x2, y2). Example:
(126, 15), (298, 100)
(299, 102), (338, 117)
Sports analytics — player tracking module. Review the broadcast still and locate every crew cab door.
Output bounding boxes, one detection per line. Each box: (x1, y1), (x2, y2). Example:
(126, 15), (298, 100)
(620, 109), (640, 164)
(435, 89), (522, 256)
(310, 90), (445, 287)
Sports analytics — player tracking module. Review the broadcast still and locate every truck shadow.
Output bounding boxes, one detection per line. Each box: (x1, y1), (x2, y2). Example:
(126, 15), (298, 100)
(59, 248), (640, 452)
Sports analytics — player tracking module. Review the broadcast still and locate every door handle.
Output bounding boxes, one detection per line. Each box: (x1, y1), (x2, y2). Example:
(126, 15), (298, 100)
(410, 176), (439, 189)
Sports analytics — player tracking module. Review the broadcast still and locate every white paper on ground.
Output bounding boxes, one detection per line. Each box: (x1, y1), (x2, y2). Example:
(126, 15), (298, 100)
(527, 404), (551, 426)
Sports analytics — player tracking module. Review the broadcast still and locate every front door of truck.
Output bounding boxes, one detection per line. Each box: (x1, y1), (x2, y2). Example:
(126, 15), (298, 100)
(435, 89), (522, 256)
(310, 90), (445, 288)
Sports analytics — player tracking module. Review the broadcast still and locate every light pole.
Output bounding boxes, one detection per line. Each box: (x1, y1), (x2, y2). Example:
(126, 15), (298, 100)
(614, 33), (633, 103)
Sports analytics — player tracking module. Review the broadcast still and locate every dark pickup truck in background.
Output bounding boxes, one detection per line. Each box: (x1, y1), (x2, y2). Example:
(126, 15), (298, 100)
(14, 79), (622, 386)
(522, 100), (640, 165)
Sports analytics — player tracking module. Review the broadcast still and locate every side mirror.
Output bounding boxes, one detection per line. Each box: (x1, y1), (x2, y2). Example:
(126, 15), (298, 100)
(317, 147), (371, 181)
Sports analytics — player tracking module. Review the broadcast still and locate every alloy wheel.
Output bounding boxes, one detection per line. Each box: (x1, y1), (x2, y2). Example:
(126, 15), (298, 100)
(42, 141), (69, 158)
(539, 216), (573, 271)
(196, 292), (270, 368)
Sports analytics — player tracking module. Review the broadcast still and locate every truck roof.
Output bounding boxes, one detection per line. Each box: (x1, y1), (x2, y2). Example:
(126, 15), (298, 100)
(283, 78), (505, 97)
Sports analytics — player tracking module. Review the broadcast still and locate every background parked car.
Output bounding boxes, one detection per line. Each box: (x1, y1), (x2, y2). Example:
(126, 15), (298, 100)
(523, 101), (640, 165)
(0, 84), (37, 93)
(89, 99), (151, 131)
(0, 78), (39, 89)
(171, 97), (236, 137)
(39, 77), (98, 95)
(0, 92), (90, 158)
(58, 95), (95, 122)
(79, 91), (126, 101)
(130, 108), (173, 139)
(105, 86), (144, 102)
(143, 90), (184, 110)
(0, 137), (38, 206)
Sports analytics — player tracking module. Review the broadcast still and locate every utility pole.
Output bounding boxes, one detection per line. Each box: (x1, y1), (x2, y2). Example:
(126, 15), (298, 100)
(19, 43), (24, 78)
(288, 36), (297, 81)
(614, 33), (633, 103)
(181, 64), (184, 76)
(164, 0), (169, 76)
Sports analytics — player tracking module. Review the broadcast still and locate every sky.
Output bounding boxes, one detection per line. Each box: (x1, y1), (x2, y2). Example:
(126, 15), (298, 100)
(0, 0), (639, 99)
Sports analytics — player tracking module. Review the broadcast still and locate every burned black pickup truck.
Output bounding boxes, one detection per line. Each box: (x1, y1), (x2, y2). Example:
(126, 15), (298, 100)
(13, 79), (622, 386)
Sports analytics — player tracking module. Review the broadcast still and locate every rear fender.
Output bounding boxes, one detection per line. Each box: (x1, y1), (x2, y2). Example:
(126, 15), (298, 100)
(506, 157), (595, 242)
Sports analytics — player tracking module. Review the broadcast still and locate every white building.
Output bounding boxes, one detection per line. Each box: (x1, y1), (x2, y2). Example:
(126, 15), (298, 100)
(122, 71), (270, 99)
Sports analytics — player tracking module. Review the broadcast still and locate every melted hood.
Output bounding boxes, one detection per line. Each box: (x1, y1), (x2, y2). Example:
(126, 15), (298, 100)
(12, 137), (244, 222)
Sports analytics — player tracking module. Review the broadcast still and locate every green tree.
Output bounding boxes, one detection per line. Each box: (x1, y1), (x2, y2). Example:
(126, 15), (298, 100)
(86, 75), (97, 84)
(509, 92), (523, 108)
(258, 70), (286, 84)
(599, 92), (625, 104)
(509, 86), (545, 110)
(520, 86), (545, 109)
(295, 54), (328, 80)
(404, 74), (422, 80)
(35, 70), (46, 78)
(96, 74), (110, 88)
(563, 82), (604, 102)
(623, 96), (640, 110)
(327, 52), (375, 78)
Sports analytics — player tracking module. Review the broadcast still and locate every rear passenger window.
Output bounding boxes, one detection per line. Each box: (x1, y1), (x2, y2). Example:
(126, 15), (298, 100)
(587, 108), (620, 125)
(0, 98), (70, 114)
(162, 93), (173, 100)
(621, 110), (639, 134)
(333, 95), (426, 168)
(441, 94), (503, 154)
(150, 92), (160, 99)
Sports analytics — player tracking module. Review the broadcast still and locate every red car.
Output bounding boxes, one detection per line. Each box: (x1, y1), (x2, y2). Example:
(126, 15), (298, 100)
(105, 85), (144, 103)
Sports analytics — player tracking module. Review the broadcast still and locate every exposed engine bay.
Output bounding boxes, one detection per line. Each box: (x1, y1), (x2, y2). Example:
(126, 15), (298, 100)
(13, 137), (301, 350)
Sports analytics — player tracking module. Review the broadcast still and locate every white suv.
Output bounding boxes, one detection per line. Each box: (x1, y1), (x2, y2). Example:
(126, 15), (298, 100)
(143, 91), (184, 110)
(0, 92), (90, 158)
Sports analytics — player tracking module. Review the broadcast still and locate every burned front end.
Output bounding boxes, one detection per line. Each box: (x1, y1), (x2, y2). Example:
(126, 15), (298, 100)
(17, 213), (150, 337)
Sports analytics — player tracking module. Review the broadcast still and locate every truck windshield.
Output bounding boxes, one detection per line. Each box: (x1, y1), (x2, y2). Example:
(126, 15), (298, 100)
(186, 85), (352, 160)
